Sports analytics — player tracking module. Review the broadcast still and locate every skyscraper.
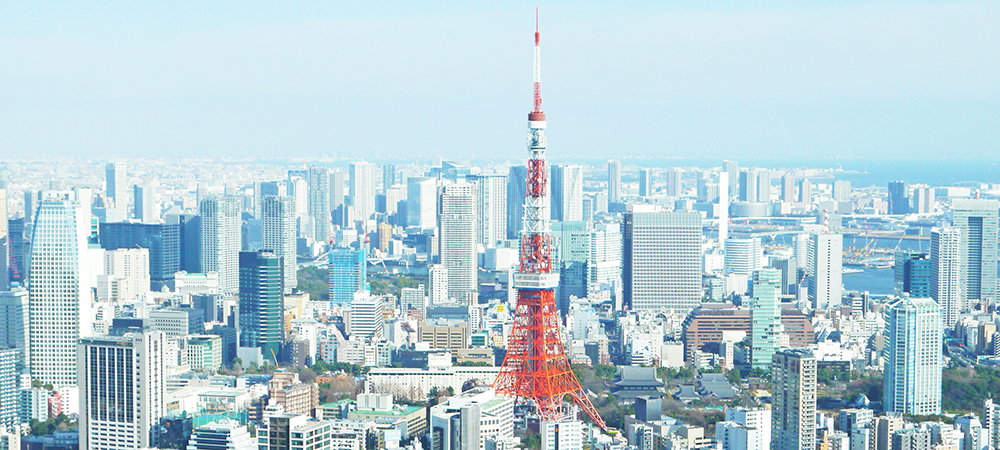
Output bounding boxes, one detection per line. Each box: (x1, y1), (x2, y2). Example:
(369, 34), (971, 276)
(262, 195), (297, 294)
(105, 161), (127, 221)
(608, 160), (621, 201)
(771, 349), (817, 450)
(883, 296), (942, 416)
(953, 198), (999, 309)
(330, 170), (346, 214)
(798, 179), (812, 204)
(739, 168), (770, 203)
(470, 174), (508, 247)
(551, 165), (584, 222)
(832, 180), (851, 203)
(507, 166), (528, 239)
(781, 174), (796, 202)
(348, 294), (384, 341)
(407, 177), (437, 229)
(912, 187), (934, 214)
(807, 233), (842, 311)
(0, 287), (28, 371)
(0, 348), (16, 428)
(328, 246), (366, 305)
(439, 183), (477, 301)
(623, 210), (702, 313)
(666, 168), (682, 197)
(724, 237), (763, 276)
(78, 330), (165, 450)
(133, 184), (157, 223)
(638, 168), (653, 197)
(200, 195), (242, 295)
(238, 251), (284, 358)
(99, 222), (180, 291)
(307, 166), (331, 241)
(428, 264), (449, 305)
(894, 252), (932, 298)
(588, 223), (622, 301)
(28, 189), (93, 387)
(723, 160), (739, 199)
(888, 181), (910, 215)
(750, 269), (782, 370)
(349, 161), (376, 222)
(931, 227), (963, 328)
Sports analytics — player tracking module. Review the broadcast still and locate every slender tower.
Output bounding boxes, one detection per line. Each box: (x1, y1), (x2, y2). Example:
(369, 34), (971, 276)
(494, 11), (607, 428)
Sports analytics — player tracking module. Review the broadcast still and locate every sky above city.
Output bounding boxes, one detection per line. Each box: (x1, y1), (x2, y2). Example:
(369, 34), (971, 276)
(1, 1), (998, 162)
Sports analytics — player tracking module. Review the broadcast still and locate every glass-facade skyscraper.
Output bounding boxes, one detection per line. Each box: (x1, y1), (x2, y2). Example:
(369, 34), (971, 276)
(238, 250), (284, 358)
(329, 246), (367, 305)
(99, 222), (180, 291)
(952, 198), (999, 309)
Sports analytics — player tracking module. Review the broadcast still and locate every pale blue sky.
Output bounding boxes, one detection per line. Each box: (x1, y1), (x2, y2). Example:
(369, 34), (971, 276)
(1, 1), (997, 161)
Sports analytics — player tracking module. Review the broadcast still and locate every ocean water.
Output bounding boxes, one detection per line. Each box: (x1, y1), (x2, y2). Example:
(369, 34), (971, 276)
(843, 267), (894, 296)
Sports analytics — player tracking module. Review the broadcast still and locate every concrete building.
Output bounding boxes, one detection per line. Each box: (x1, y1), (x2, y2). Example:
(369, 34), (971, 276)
(953, 198), (999, 309)
(552, 165), (584, 222)
(771, 349), (817, 450)
(429, 265), (450, 304)
(807, 232), (843, 311)
(623, 210), (702, 313)
(507, 166), (528, 240)
(187, 419), (257, 450)
(258, 414), (332, 450)
(0, 349), (18, 428)
(367, 366), (502, 402)
(200, 195), (242, 295)
(348, 294), (384, 341)
(883, 296), (942, 416)
(724, 237), (763, 276)
(0, 288), (29, 371)
(608, 160), (621, 201)
(681, 303), (814, 362)
(133, 184), (158, 223)
(931, 227), (964, 328)
(430, 388), (514, 450)
(541, 420), (584, 450)
(262, 195), (297, 294)
(307, 166), (332, 240)
(268, 371), (319, 417)
(349, 161), (376, 223)
(99, 221), (181, 290)
(105, 161), (127, 220)
(439, 183), (477, 300)
(184, 335), (223, 372)
(97, 248), (150, 302)
(833, 180), (851, 203)
(408, 177), (438, 230)
(716, 407), (771, 450)
(470, 174), (508, 247)
(639, 168), (653, 197)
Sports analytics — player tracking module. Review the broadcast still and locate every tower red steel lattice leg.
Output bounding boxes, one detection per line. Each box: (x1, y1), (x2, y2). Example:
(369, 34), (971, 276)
(493, 10), (607, 430)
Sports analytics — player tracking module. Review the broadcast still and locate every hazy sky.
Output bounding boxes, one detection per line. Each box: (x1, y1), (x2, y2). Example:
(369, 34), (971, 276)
(1, 1), (998, 162)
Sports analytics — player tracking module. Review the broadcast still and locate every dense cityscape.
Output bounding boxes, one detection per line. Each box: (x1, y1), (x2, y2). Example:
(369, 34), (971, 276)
(2, 6), (1000, 450)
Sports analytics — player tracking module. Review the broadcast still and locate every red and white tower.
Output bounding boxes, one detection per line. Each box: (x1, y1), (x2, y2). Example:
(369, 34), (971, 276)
(493, 11), (607, 429)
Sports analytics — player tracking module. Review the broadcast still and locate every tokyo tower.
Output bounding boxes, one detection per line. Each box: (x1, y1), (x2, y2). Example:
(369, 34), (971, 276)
(493, 10), (607, 429)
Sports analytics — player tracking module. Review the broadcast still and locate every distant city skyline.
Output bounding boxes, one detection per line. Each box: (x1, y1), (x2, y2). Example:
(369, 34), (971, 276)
(1, 1), (998, 160)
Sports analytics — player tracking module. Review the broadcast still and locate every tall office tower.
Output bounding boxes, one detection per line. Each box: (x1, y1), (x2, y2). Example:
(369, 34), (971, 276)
(666, 168), (682, 197)
(328, 247), (366, 305)
(0, 348), (16, 428)
(187, 419), (257, 450)
(384, 184), (406, 219)
(98, 249), (150, 302)
(912, 187), (934, 214)
(753, 168), (771, 202)
(6, 218), (26, 285)
(286, 175), (309, 231)
(608, 160), (622, 201)
(807, 233), (843, 311)
(798, 179), (812, 204)
(348, 294), (384, 340)
(167, 214), (201, 273)
(307, 166), (331, 241)
(723, 160), (740, 199)
(28, 189), (93, 387)
(507, 166), (529, 239)
(238, 250), (284, 358)
(551, 165), (584, 222)
(724, 237), (763, 276)
(439, 183), (477, 300)
(200, 195), (242, 295)
(781, 174), (796, 202)
(638, 168), (653, 197)
(931, 227), (963, 328)
(793, 233), (809, 271)
(428, 265), (449, 304)
(382, 164), (396, 192)
(588, 223), (622, 298)
(832, 180), (851, 203)
(407, 177), (437, 229)
(470, 174), (508, 247)
(0, 185), (6, 290)
(102, 222), (182, 290)
(883, 296), (942, 415)
(0, 288), (28, 371)
(262, 196), (297, 294)
(134, 184), (157, 223)
(771, 349), (817, 450)
(953, 198), (999, 309)
(887, 181), (910, 215)
(623, 210), (702, 313)
(349, 161), (376, 222)
(750, 269), (782, 370)
(78, 330), (165, 450)
(330, 171), (345, 213)
(719, 173), (729, 248)
(738, 169), (756, 202)
(894, 252), (932, 298)
(105, 161), (127, 220)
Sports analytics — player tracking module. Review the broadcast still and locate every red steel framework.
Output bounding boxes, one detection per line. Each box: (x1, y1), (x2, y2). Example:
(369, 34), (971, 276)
(494, 10), (607, 429)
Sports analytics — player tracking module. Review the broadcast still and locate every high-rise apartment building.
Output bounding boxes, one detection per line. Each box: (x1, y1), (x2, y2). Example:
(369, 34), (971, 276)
(329, 246), (366, 305)
(28, 189), (93, 387)
(470, 174), (507, 247)
(97, 248), (150, 302)
(665, 168), (682, 197)
(200, 195), (242, 295)
(953, 198), (999, 309)
(428, 265), (449, 304)
(78, 330), (165, 450)
(750, 269), (782, 370)
(807, 233), (842, 311)
(507, 166), (528, 240)
(105, 161), (127, 221)
(608, 160), (621, 201)
(739, 168), (771, 203)
(0, 287), (28, 371)
(931, 227), (963, 328)
(623, 210), (702, 313)
(883, 296), (942, 415)
(798, 179), (812, 204)
(912, 187), (934, 214)
(330, 171), (346, 213)
(262, 195), (297, 294)
(407, 177), (438, 229)
(439, 183), (477, 300)
(771, 349), (817, 450)
(639, 168), (653, 197)
(0, 348), (17, 428)
(307, 167), (331, 241)
(723, 160), (739, 199)
(781, 174), (796, 202)
(832, 180), (851, 203)
(888, 181), (910, 215)
(238, 251), (284, 358)
(551, 165), (584, 222)
(349, 161), (376, 222)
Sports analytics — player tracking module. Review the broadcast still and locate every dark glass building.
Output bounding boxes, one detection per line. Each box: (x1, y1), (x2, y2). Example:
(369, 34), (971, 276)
(99, 222), (180, 291)
(238, 250), (284, 358)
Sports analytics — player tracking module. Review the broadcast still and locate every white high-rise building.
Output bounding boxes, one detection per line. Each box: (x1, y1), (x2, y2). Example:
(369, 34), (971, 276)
(716, 407), (771, 450)
(307, 167), (331, 241)
(429, 265), (450, 304)
(349, 293), (384, 341)
(429, 389), (514, 450)
(931, 227), (963, 328)
(0, 288), (28, 371)
(541, 420), (584, 450)
(262, 195), (297, 294)
(883, 296), (942, 416)
(439, 183), (477, 301)
(78, 331), (165, 450)
(350, 161), (376, 222)
(133, 184), (158, 223)
(807, 233), (842, 311)
(200, 195), (242, 296)
(953, 199), (999, 309)
(105, 161), (127, 221)
(471, 174), (508, 247)
(97, 248), (150, 302)
(666, 168), (682, 197)
(407, 177), (438, 229)
(608, 160), (621, 201)
(551, 165), (584, 222)
(771, 349), (817, 450)
(724, 237), (763, 276)
(623, 209), (702, 313)
(28, 189), (94, 387)
(588, 223), (622, 300)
